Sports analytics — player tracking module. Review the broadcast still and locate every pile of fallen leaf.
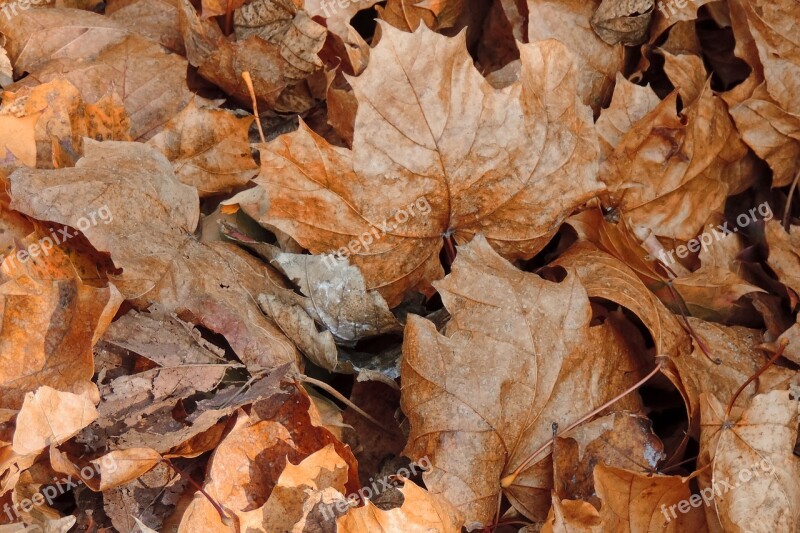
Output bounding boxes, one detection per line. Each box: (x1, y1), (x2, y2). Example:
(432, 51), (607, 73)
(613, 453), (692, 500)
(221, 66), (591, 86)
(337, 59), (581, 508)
(0, 0), (799, 531)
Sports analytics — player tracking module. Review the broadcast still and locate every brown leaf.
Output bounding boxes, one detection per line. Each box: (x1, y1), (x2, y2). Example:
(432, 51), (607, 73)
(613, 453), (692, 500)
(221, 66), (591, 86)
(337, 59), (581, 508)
(147, 99), (258, 197)
(401, 236), (646, 524)
(12, 387), (98, 456)
(107, 0), (186, 54)
(590, 0), (653, 46)
(11, 33), (199, 140)
(180, 0), (326, 113)
(599, 81), (750, 241)
(0, 241), (122, 410)
(0, 8), (127, 77)
(8, 140), (300, 372)
(765, 220), (800, 297)
(699, 390), (800, 532)
(528, 0), (625, 111)
(251, 24), (603, 306)
(553, 412), (665, 503)
(336, 479), (464, 533)
(1, 78), (131, 169)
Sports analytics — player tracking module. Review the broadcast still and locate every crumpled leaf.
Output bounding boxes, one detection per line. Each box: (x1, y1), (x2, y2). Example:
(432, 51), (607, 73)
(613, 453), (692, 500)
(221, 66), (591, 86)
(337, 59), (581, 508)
(146, 99), (258, 197)
(0, 8), (127, 77)
(0, 77), (131, 169)
(590, 0), (653, 46)
(8, 140), (299, 372)
(251, 24), (603, 307)
(699, 390), (800, 532)
(180, 0), (326, 113)
(178, 381), (360, 532)
(401, 236), (647, 524)
(542, 462), (710, 533)
(553, 412), (665, 503)
(8, 32), (200, 140)
(724, 0), (800, 186)
(377, 0), (464, 32)
(106, 0), (185, 54)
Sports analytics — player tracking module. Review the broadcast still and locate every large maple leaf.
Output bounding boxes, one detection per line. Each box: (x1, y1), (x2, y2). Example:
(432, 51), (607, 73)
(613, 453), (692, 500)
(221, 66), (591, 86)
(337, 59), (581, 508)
(249, 23), (603, 306)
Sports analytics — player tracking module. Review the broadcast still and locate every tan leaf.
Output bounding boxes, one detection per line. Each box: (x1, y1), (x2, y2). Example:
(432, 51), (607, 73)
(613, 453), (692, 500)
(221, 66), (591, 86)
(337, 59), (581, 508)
(9, 141), (300, 372)
(671, 267), (764, 322)
(107, 0), (185, 54)
(600, 81), (750, 240)
(671, 318), (793, 432)
(527, 0), (625, 111)
(251, 24), (602, 307)
(235, 444), (349, 532)
(377, 0), (464, 32)
(179, 382), (360, 532)
(595, 74), (661, 160)
(200, 0), (246, 18)
(541, 495), (601, 533)
(180, 0), (325, 113)
(336, 479), (464, 532)
(147, 100), (258, 197)
(401, 236), (647, 524)
(765, 220), (800, 297)
(699, 391), (800, 532)
(0, 37), (11, 87)
(13, 33), (199, 140)
(553, 412), (665, 502)
(0, 8), (127, 77)
(0, 78), (131, 169)
(12, 387), (98, 456)
(592, 464), (707, 532)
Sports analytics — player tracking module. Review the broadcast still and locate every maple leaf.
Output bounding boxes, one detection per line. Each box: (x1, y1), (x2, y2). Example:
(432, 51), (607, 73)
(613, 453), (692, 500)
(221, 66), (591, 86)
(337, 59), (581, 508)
(699, 390), (800, 531)
(401, 236), (647, 524)
(250, 23), (603, 306)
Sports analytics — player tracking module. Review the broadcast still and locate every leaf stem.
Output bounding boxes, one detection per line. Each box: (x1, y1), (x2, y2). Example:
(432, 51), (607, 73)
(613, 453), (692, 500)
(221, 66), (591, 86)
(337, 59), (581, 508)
(500, 359), (664, 488)
(724, 338), (788, 420)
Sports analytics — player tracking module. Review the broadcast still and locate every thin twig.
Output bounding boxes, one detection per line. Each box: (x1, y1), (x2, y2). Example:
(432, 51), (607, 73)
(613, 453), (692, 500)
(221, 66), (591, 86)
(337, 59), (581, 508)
(725, 338), (789, 420)
(299, 375), (403, 436)
(242, 71), (266, 143)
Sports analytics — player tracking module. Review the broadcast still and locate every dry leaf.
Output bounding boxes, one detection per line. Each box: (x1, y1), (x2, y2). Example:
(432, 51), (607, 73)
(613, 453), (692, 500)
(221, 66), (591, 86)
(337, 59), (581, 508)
(528, 0), (625, 111)
(765, 220), (800, 297)
(401, 236), (646, 524)
(251, 24), (602, 306)
(12, 387), (98, 456)
(147, 99), (258, 197)
(699, 390), (800, 532)
(590, 0), (654, 46)
(8, 140), (300, 372)
(336, 478), (464, 532)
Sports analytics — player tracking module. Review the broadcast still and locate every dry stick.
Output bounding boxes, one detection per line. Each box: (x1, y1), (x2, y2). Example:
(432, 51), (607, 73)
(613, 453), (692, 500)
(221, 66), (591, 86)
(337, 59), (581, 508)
(242, 71), (266, 144)
(724, 338), (789, 420)
(783, 167), (800, 231)
(500, 359), (664, 489)
(299, 375), (403, 436)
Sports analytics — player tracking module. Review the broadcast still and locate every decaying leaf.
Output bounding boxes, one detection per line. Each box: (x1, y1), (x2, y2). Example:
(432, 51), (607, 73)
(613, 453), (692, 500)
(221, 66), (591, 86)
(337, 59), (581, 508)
(8, 140), (300, 372)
